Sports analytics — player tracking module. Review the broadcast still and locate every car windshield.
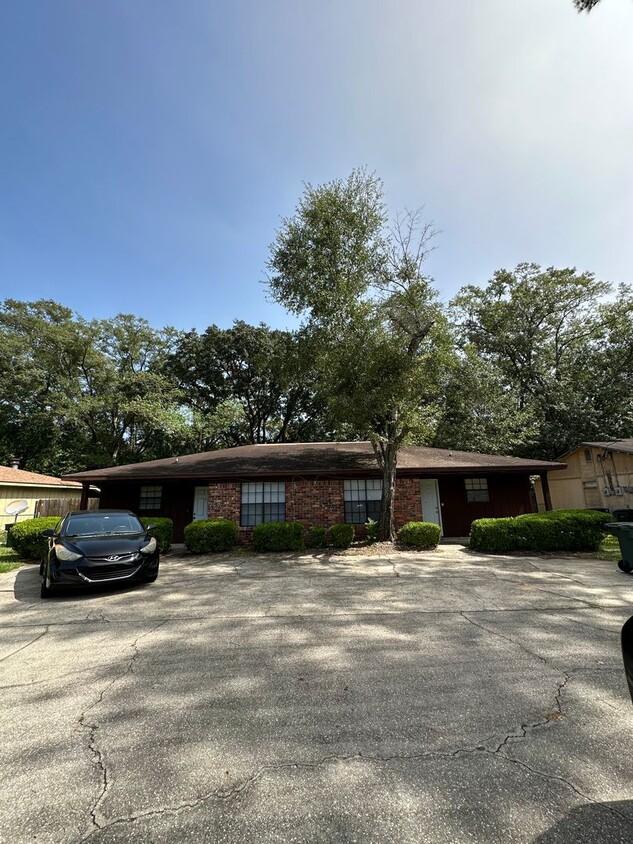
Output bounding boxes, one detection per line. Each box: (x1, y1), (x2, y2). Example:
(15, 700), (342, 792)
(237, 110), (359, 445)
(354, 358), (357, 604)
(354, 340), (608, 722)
(64, 514), (144, 537)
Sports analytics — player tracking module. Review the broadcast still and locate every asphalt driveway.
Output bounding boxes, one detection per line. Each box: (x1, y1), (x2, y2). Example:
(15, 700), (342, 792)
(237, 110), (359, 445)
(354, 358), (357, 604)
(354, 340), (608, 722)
(1, 545), (632, 843)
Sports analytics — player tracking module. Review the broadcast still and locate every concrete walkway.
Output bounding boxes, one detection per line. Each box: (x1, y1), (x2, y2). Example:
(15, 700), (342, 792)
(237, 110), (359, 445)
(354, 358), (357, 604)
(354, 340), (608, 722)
(1, 545), (632, 843)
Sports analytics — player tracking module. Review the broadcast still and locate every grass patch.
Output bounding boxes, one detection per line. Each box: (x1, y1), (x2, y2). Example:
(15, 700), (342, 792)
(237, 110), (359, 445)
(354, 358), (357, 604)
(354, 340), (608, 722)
(0, 544), (22, 573)
(596, 534), (621, 562)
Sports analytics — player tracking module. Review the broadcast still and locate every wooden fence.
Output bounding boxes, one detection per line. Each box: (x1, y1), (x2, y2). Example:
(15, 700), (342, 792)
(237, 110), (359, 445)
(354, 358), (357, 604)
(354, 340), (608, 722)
(35, 498), (98, 517)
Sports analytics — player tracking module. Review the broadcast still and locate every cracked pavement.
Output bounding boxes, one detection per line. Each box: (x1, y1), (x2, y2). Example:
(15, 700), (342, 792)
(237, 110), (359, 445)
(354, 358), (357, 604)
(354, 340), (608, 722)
(1, 544), (632, 843)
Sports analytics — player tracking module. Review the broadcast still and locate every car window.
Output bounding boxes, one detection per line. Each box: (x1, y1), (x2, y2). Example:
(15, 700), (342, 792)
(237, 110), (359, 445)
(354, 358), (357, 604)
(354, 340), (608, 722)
(64, 514), (144, 536)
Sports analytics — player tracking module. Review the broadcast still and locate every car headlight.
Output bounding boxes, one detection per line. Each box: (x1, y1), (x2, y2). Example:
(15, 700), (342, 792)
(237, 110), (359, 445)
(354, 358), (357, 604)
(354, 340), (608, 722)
(55, 544), (83, 562)
(140, 537), (157, 555)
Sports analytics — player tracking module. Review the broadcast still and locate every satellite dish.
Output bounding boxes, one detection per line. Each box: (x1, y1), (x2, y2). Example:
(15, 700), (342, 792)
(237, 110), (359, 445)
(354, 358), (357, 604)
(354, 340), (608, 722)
(5, 499), (29, 517)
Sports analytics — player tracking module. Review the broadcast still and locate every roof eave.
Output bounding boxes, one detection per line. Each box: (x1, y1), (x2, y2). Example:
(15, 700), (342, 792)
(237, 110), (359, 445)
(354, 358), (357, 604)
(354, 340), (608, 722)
(63, 463), (565, 483)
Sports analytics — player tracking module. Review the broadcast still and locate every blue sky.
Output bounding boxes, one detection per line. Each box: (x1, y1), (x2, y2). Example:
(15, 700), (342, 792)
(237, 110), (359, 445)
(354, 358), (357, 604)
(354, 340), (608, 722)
(1, 0), (632, 331)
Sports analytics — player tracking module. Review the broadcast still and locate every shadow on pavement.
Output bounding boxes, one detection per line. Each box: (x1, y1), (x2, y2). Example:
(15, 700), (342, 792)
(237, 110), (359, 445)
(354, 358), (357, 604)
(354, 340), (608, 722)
(532, 800), (633, 843)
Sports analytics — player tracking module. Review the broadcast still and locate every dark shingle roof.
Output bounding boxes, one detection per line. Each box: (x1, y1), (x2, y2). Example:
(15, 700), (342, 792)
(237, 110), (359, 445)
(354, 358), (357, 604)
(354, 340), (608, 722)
(63, 442), (563, 483)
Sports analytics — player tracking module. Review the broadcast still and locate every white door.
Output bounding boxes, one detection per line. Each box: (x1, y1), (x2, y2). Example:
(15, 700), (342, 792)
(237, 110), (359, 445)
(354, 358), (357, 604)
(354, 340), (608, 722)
(421, 479), (443, 534)
(192, 486), (208, 521)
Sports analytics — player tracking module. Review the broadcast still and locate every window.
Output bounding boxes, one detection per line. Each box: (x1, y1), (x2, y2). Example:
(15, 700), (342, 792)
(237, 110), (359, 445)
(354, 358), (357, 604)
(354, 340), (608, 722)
(465, 478), (489, 503)
(241, 482), (285, 527)
(344, 479), (382, 524)
(139, 485), (162, 510)
(584, 449), (592, 463)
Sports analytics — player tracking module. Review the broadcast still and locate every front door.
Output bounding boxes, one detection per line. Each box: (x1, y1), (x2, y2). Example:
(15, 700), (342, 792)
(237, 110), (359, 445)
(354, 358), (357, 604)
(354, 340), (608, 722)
(421, 479), (443, 534)
(192, 486), (209, 521)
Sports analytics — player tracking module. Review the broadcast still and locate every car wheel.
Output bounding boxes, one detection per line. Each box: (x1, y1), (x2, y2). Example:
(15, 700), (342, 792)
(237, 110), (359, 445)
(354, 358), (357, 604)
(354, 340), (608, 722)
(40, 571), (56, 598)
(618, 560), (633, 574)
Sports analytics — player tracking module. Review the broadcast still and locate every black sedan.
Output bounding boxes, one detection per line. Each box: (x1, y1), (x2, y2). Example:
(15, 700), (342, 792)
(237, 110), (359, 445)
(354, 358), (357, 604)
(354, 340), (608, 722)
(40, 510), (160, 598)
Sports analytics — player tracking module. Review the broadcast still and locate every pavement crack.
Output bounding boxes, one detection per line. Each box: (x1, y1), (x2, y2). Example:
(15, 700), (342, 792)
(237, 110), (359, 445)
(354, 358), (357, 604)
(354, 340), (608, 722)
(78, 620), (169, 833)
(389, 558), (400, 578)
(460, 611), (552, 668)
(0, 625), (49, 662)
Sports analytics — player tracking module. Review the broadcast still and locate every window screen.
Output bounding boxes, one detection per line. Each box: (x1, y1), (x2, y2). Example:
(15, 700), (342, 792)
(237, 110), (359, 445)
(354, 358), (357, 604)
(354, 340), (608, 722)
(139, 485), (162, 510)
(464, 478), (489, 503)
(343, 479), (382, 524)
(241, 482), (285, 526)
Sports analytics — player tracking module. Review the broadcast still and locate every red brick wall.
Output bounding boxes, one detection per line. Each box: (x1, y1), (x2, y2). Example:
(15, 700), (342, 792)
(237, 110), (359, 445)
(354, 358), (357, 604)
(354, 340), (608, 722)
(285, 478), (344, 528)
(208, 482), (241, 522)
(207, 476), (423, 541)
(393, 477), (423, 529)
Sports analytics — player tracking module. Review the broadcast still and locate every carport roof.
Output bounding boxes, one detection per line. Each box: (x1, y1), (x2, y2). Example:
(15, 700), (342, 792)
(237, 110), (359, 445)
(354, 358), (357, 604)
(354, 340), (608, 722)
(63, 442), (564, 483)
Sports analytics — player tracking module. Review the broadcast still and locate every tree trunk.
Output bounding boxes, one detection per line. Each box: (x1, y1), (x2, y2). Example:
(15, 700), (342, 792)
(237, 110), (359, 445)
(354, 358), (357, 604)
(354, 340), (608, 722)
(376, 439), (398, 542)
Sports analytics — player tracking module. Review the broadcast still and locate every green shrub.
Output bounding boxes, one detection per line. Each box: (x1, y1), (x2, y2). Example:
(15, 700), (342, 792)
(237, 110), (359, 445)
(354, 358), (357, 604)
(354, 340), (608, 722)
(7, 517), (59, 560)
(397, 521), (441, 549)
(365, 518), (378, 543)
(308, 527), (328, 548)
(140, 517), (173, 552)
(184, 519), (239, 553)
(470, 509), (611, 554)
(252, 521), (304, 552)
(330, 523), (355, 548)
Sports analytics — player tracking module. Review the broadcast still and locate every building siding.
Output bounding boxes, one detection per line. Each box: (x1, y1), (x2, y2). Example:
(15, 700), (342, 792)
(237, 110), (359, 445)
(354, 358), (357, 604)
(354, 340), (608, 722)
(535, 445), (633, 512)
(96, 471), (540, 541)
(0, 485), (81, 527)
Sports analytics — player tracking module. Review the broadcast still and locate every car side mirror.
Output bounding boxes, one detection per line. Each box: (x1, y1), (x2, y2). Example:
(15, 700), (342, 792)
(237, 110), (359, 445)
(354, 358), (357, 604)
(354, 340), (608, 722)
(622, 616), (633, 705)
(41, 529), (55, 538)
(144, 524), (156, 532)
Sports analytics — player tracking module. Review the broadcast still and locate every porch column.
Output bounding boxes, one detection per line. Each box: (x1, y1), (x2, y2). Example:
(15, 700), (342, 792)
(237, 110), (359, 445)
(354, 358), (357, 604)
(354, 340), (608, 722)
(79, 482), (90, 510)
(540, 472), (553, 511)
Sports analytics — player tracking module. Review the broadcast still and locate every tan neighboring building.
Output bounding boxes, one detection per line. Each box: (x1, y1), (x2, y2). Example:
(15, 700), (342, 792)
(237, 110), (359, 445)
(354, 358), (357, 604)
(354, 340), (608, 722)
(534, 439), (633, 513)
(0, 461), (83, 528)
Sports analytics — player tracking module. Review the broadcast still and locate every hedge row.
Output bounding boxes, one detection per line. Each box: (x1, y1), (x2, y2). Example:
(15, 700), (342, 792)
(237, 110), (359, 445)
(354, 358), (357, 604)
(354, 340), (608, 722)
(397, 521), (442, 549)
(470, 509), (612, 554)
(7, 517), (59, 560)
(184, 519), (239, 553)
(140, 517), (173, 552)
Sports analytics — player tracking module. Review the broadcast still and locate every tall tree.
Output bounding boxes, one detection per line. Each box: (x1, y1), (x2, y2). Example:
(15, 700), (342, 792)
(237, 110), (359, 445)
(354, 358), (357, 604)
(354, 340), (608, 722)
(451, 265), (627, 459)
(574, 0), (603, 10)
(169, 321), (334, 446)
(0, 300), (187, 473)
(268, 169), (448, 540)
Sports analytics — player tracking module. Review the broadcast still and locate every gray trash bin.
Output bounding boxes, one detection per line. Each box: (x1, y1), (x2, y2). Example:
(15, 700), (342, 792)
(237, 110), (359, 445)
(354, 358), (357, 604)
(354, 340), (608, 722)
(605, 522), (633, 573)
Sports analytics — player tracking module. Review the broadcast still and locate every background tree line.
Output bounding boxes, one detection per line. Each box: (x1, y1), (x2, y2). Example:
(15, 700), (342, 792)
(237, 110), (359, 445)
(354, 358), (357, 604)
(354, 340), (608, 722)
(1, 263), (630, 478)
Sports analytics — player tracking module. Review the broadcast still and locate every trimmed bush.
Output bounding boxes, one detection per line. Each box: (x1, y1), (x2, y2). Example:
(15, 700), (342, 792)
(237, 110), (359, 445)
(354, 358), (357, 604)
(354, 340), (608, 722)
(365, 518), (379, 543)
(140, 517), (173, 553)
(308, 527), (328, 548)
(8, 517), (59, 560)
(470, 509), (611, 554)
(330, 523), (355, 549)
(397, 521), (441, 549)
(252, 521), (304, 552)
(184, 519), (239, 553)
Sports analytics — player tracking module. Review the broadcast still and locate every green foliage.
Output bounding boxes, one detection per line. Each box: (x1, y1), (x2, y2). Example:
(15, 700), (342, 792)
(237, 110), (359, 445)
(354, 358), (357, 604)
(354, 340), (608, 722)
(330, 523), (355, 548)
(0, 300), (188, 474)
(365, 518), (379, 543)
(397, 521), (441, 549)
(184, 519), (239, 553)
(169, 321), (334, 447)
(139, 517), (173, 553)
(307, 527), (328, 548)
(268, 170), (449, 540)
(450, 265), (627, 460)
(8, 517), (59, 560)
(469, 510), (611, 554)
(252, 521), (304, 552)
